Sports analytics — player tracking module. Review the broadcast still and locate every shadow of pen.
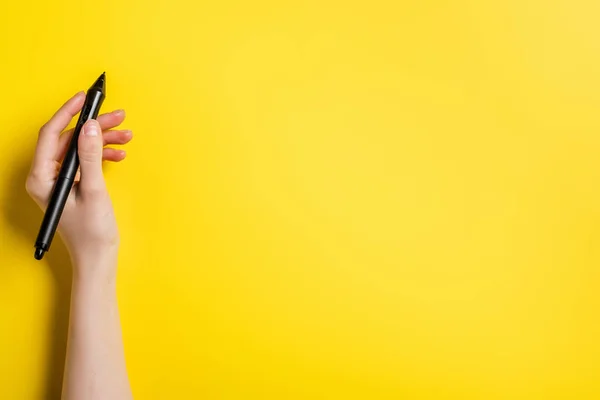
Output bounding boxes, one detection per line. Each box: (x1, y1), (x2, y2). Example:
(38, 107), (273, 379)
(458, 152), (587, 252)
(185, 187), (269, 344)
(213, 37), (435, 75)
(2, 150), (72, 400)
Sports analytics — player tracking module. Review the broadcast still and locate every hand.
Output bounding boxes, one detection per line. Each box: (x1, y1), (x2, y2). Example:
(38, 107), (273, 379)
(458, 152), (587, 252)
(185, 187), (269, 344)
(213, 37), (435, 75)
(26, 92), (132, 278)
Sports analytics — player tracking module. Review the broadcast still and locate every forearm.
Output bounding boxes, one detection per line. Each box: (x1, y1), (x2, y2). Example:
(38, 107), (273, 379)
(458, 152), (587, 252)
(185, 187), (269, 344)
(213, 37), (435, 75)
(62, 255), (132, 400)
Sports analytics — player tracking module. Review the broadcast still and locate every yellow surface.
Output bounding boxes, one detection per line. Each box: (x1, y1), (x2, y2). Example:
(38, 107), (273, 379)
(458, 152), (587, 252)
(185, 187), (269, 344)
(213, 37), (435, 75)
(1, 0), (600, 398)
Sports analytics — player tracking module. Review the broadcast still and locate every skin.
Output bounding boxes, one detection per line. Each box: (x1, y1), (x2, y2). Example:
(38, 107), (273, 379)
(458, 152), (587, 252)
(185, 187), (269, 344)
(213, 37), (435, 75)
(26, 91), (133, 399)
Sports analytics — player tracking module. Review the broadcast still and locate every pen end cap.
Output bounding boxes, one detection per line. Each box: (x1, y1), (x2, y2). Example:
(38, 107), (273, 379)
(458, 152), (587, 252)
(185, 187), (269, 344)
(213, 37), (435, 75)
(34, 248), (45, 260)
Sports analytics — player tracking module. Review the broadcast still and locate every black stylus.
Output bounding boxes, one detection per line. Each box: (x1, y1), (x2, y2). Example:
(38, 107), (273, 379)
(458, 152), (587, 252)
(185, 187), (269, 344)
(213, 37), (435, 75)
(34, 72), (106, 260)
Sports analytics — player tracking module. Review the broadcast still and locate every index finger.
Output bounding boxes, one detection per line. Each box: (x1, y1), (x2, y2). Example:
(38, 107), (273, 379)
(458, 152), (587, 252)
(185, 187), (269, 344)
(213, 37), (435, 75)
(31, 91), (85, 179)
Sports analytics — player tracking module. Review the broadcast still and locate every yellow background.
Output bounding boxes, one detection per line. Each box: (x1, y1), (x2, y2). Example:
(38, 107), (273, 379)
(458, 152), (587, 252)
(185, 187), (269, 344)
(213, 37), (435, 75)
(1, 0), (600, 398)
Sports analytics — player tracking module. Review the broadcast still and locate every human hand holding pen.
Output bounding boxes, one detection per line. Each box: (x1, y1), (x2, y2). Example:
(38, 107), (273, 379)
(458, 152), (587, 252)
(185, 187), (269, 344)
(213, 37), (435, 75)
(26, 91), (132, 276)
(26, 91), (133, 399)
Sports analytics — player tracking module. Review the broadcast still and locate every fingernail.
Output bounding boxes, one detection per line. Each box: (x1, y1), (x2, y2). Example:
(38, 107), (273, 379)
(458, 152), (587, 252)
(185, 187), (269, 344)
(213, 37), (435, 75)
(85, 122), (98, 136)
(113, 109), (125, 116)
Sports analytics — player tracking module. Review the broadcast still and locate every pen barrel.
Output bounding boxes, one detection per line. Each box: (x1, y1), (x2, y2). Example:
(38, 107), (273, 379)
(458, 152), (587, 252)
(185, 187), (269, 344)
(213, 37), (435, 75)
(34, 177), (74, 250)
(59, 88), (105, 179)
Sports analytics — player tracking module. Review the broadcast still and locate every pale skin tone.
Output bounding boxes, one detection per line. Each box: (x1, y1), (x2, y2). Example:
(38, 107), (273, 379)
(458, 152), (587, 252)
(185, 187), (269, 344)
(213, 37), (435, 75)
(26, 91), (133, 399)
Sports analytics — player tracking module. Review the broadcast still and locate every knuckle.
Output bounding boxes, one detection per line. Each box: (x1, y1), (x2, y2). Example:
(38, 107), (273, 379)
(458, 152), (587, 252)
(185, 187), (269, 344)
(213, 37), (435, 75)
(25, 176), (41, 197)
(81, 186), (107, 200)
(79, 152), (99, 164)
(25, 178), (33, 195)
(39, 123), (49, 136)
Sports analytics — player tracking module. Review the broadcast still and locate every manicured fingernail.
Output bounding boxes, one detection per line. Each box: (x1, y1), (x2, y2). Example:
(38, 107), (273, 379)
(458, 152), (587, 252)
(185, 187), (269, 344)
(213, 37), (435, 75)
(85, 122), (98, 136)
(113, 109), (125, 116)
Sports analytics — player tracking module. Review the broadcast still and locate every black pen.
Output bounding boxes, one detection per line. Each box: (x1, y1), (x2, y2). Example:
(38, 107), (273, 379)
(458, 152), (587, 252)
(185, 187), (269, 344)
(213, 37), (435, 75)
(34, 72), (106, 260)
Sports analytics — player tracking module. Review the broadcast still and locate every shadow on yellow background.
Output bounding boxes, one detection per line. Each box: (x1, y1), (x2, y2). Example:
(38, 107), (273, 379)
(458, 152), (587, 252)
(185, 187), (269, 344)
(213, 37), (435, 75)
(2, 147), (71, 399)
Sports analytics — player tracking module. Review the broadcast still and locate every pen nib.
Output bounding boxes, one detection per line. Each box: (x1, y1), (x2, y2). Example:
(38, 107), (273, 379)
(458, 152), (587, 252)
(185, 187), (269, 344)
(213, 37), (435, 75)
(90, 72), (106, 93)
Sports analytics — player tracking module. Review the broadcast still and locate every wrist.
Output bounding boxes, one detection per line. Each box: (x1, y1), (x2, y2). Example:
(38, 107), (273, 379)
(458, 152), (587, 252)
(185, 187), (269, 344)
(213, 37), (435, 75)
(71, 245), (119, 284)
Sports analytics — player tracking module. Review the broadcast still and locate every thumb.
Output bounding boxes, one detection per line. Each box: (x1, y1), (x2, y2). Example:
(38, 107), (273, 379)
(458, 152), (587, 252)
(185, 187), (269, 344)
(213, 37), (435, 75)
(78, 119), (106, 195)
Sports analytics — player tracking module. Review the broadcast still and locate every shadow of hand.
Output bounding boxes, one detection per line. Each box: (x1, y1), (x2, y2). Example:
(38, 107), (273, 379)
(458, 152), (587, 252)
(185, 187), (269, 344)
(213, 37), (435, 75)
(2, 150), (72, 400)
